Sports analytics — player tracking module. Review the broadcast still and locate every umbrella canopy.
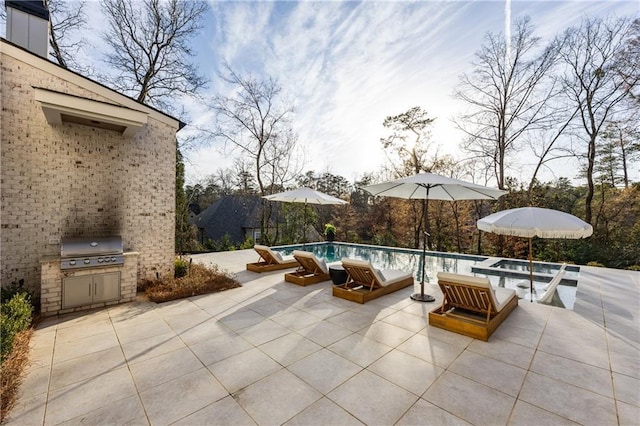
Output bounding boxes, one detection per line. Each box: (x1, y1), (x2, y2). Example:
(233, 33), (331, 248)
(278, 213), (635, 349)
(263, 188), (347, 246)
(362, 173), (507, 201)
(264, 187), (348, 205)
(477, 207), (593, 302)
(477, 207), (593, 239)
(363, 173), (506, 302)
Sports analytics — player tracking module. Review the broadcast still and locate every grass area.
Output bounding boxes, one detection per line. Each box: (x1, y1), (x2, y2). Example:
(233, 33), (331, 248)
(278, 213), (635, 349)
(141, 262), (241, 303)
(1, 328), (33, 423)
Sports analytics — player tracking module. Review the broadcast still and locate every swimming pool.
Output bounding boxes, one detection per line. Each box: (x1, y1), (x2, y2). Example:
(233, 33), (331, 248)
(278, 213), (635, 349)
(273, 242), (578, 309)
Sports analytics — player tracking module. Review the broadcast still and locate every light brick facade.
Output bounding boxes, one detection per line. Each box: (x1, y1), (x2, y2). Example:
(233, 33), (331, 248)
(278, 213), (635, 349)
(1, 40), (180, 304)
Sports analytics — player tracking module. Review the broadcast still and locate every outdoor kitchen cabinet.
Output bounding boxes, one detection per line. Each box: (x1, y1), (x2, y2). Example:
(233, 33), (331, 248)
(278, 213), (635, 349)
(62, 272), (120, 309)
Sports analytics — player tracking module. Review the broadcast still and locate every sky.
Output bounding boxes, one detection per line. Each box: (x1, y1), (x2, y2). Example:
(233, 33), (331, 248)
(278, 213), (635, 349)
(3, 0), (638, 186)
(179, 0), (639, 187)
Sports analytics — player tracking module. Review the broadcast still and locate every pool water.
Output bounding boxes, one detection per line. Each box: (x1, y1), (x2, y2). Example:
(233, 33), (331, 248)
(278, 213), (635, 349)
(274, 242), (577, 309)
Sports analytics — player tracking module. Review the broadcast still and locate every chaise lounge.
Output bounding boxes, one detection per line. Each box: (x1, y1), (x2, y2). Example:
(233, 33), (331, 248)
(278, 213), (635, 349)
(284, 250), (331, 286)
(428, 272), (518, 341)
(246, 245), (299, 273)
(332, 258), (414, 304)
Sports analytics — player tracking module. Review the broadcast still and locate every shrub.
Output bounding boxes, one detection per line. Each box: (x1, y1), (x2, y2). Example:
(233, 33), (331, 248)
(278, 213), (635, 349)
(1, 293), (33, 363)
(586, 261), (605, 267)
(174, 257), (190, 278)
(239, 235), (254, 250)
(627, 265), (640, 271)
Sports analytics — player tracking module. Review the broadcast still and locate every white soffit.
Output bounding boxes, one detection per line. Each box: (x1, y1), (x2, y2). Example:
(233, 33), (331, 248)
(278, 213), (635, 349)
(34, 88), (148, 137)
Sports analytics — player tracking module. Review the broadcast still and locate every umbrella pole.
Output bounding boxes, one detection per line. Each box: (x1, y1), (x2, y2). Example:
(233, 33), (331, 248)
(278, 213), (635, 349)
(411, 196), (435, 302)
(303, 201), (307, 249)
(529, 237), (533, 303)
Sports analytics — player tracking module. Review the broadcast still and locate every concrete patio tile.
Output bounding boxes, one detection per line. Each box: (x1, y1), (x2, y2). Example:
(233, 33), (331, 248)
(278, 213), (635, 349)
(489, 321), (543, 349)
(258, 333), (322, 366)
(53, 329), (120, 363)
(328, 333), (393, 368)
(617, 400), (640, 426)
(284, 397), (364, 426)
(114, 317), (173, 344)
(176, 317), (233, 346)
(356, 320), (415, 348)
(189, 331), (253, 366)
(249, 299), (298, 318)
(288, 348), (362, 394)
(54, 309), (111, 329)
(18, 364), (50, 396)
(109, 308), (162, 330)
(29, 344), (54, 368)
(296, 321), (353, 347)
(301, 301), (349, 320)
(368, 349), (444, 396)
(327, 369), (418, 425)
(537, 331), (610, 369)
(3, 390), (47, 426)
(30, 329), (56, 349)
(612, 372), (640, 407)
(129, 346), (204, 391)
(107, 300), (157, 321)
(57, 394), (147, 426)
(162, 308), (212, 333)
(448, 351), (527, 397)
(400, 299), (436, 318)
(173, 395), (257, 425)
(397, 333), (465, 368)
(347, 300), (397, 320)
(44, 367), (137, 425)
(271, 309), (323, 331)
(519, 371), (617, 426)
(502, 302), (551, 333)
(217, 308), (267, 331)
(54, 318), (114, 343)
(420, 324), (474, 348)
(154, 299), (202, 317)
(327, 310), (378, 332)
(188, 291), (234, 309)
(201, 299), (242, 317)
(467, 338), (535, 369)
(50, 346), (126, 390)
(139, 368), (227, 426)
(608, 335), (640, 379)
(530, 350), (614, 398)
(121, 331), (186, 365)
(381, 310), (427, 333)
(423, 371), (515, 425)
(238, 318), (293, 346)
(508, 400), (580, 425)
(207, 347), (282, 393)
(396, 398), (471, 426)
(234, 369), (322, 425)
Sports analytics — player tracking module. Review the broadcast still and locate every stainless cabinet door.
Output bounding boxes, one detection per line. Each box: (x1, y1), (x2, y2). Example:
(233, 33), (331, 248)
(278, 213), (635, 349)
(62, 275), (93, 309)
(93, 272), (121, 303)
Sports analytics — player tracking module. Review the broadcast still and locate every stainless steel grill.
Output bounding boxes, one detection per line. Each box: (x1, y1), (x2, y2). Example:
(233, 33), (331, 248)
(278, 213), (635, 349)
(60, 236), (124, 270)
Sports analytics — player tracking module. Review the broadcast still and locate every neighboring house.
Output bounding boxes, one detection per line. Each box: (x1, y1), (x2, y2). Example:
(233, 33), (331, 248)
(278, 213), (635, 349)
(191, 195), (324, 247)
(0, 2), (183, 315)
(191, 196), (263, 245)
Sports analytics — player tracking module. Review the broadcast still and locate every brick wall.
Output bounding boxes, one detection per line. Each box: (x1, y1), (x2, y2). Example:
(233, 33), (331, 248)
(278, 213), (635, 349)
(1, 42), (178, 300)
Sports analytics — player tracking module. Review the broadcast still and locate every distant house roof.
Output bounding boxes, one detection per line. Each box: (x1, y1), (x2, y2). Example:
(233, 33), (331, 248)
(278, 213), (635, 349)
(191, 195), (265, 244)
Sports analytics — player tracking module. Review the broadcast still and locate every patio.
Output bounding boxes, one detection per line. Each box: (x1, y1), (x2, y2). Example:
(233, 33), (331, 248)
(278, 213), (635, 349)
(6, 249), (639, 425)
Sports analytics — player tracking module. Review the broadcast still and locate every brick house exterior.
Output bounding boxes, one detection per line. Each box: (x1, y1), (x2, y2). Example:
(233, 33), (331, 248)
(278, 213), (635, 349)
(0, 38), (181, 303)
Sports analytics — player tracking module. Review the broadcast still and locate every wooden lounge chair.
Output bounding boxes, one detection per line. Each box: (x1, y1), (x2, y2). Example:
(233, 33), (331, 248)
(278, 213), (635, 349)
(246, 245), (299, 273)
(332, 258), (414, 304)
(428, 272), (518, 341)
(284, 251), (331, 286)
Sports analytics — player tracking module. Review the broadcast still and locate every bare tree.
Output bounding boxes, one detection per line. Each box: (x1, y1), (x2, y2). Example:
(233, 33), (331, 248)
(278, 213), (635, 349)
(45, 0), (87, 71)
(559, 16), (639, 223)
(380, 106), (437, 176)
(209, 65), (300, 242)
(455, 17), (560, 191)
(101, 0), (208, 110)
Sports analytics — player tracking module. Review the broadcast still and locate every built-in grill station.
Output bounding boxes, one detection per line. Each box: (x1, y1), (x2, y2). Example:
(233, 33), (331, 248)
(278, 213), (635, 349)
(61, 236), (124, 270)
(40, 235), (138, 315)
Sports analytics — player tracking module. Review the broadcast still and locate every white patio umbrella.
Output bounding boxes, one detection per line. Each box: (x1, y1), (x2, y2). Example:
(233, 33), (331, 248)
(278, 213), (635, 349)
(263, 187), (347, 246)
(477, 207), (593, 302)
(363, 173), (506, 302)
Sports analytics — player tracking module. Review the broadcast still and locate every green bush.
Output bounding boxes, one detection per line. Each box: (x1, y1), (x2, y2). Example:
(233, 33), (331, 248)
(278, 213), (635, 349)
(586, 261), (605, 267)
(627, 265), (640, 271)
(174, 257), (190, 278)
(239, 235), (254, 250)
(1, 293), (33, 362)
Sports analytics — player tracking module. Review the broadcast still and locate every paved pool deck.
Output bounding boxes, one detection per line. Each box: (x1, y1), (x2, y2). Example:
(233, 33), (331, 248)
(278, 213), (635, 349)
(6, 249), (639, 425)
